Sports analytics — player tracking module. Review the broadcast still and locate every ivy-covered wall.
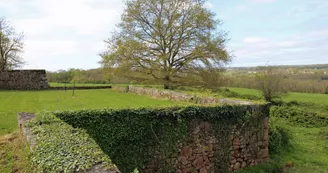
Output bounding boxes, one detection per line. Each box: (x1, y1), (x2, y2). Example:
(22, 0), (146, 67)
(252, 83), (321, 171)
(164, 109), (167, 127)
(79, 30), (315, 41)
(55, 104), (269, 173)
(0, 70), (49, 90)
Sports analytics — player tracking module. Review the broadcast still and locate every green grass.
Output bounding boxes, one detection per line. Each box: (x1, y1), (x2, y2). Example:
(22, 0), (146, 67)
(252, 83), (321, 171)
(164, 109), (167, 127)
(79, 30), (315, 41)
(49, 82), (110, 87)
(275, 126), (328, 173)
(0, 89), (178, 135)
(228, 87), (328, 105)
(226, 87), (328, 173)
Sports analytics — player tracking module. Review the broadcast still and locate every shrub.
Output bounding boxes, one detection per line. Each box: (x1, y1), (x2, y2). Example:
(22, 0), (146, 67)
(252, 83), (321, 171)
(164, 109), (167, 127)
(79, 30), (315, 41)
(268, 118), (292, 154)
(270, 106), (328, 127)
(255, 66), (285, 102)
(216, 88), (262, 101)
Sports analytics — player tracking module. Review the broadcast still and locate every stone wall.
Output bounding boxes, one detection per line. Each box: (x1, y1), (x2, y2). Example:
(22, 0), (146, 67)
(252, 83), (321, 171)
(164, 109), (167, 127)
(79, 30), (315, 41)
(143, 117), (269, 173)
(0, 70), (49, 90)
(113, 85), (252, 105)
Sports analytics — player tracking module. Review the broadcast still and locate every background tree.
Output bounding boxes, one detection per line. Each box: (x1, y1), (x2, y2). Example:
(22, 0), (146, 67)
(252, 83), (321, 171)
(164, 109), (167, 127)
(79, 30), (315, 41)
(100, 0), (231, 89)
(0, 17), (25, 71)
(256, 66), (285, 102)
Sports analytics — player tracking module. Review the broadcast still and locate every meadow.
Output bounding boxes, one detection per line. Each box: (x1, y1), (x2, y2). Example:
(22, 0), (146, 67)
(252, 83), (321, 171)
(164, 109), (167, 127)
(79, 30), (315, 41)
(228, 87), (328, 105)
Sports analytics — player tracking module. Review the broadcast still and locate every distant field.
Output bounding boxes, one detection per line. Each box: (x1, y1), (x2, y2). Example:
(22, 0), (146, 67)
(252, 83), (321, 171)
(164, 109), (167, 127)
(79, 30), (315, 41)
(0, 89), (179, 135)
(49, 82), (110, 87)
(228, 87), (328, 105)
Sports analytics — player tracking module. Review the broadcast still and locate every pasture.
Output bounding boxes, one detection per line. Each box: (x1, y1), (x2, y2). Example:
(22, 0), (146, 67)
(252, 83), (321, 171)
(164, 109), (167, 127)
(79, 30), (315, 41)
(228, 87), (328, 105)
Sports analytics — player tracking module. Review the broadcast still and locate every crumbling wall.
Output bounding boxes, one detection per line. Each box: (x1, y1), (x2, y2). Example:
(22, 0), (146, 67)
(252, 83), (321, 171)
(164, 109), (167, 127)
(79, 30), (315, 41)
(0, 70), (49, 90)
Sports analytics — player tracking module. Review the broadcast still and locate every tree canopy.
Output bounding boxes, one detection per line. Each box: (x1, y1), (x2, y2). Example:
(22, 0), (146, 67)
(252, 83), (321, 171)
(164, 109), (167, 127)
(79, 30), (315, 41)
(100, 0), (231, 89)
(0, 17), (25, 71)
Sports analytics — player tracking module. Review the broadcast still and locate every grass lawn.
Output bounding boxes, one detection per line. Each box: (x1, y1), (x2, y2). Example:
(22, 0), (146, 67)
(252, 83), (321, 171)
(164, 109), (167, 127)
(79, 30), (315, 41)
(49, 82), (111, 87)
(0, 89), (179, 135)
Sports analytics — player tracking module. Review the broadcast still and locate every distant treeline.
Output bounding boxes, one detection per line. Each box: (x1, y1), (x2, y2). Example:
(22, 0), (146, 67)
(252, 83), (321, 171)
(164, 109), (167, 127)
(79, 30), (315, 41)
(47, 67), (328, 94)
(228, 64), (328, 71)
(223, 74), (328, 94)
(47, 68), (110, 84)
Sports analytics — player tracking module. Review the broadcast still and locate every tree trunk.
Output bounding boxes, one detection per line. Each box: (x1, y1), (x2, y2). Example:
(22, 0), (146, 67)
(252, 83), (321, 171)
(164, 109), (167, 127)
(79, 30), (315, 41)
(163, 75), (171, 89)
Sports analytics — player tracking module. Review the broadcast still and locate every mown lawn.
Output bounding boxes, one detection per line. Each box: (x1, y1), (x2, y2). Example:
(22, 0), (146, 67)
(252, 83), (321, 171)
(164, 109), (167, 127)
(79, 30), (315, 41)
(0, 89), (178, 135)
(49, 82), (110, 87)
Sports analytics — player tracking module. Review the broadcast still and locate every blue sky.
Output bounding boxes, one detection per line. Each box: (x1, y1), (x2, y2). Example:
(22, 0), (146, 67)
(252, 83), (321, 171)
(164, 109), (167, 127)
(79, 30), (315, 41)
(1, 0), (327, 71)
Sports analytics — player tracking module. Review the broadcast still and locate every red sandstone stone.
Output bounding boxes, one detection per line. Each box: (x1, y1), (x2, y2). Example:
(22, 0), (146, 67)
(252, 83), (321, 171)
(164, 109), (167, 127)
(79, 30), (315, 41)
(204, 156), (210, 165)
(241, 161), (247, 168)
(188, 156), (196, 161)
(263, 117), (269, 129)
(264, 129), (269, 141)
(200, 167), (208, 173)
(264, 140), (269, 147)
(234, 162), (241, 170)
(262, 148), (269, 158)
(181, 146), (193, 157)
(178, 156), (188, 165)
(192, 157), (204, 168)
(233, 138), (240, 146)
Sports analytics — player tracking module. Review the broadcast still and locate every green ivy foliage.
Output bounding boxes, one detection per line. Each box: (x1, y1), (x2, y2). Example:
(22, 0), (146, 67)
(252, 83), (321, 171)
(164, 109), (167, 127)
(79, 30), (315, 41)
(270, 106), (328, 127)
(54, 104), (269, 173)
(27, 112), (116, 173)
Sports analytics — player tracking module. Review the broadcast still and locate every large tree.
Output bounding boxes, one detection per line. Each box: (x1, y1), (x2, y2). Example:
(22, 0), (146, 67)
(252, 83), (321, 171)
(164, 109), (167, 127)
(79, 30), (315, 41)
(0, 17), (25, 71)
(100, 0), (231, 89)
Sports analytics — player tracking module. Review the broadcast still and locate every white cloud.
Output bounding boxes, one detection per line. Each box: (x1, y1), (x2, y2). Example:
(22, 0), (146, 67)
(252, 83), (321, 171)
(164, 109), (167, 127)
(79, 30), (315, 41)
(230, 29), (328, 66)
(277, 41), (299, 47)
(1, 0), (124, 70)
(243, 37), (267, 44)
(15, 0), (123, 35)
(25, 40), (79, 58)
(249, 0), (276, 3)
(236, 5), (246, 11)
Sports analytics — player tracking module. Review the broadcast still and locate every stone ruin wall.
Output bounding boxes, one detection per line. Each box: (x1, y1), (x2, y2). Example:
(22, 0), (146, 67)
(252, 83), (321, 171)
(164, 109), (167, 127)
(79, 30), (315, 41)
(0, 70), (49, 90)
(143, 117), (269, 173)
(112, 85), (252, 105)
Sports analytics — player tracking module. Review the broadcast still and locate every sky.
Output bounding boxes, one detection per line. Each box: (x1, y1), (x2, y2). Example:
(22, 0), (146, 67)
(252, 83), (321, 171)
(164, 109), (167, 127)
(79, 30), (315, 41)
(0, 0), (327, 71)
